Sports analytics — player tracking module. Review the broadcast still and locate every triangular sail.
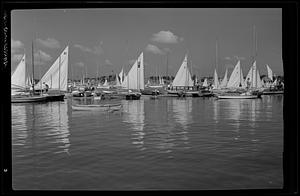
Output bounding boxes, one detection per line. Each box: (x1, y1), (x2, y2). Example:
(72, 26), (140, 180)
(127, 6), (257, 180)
(125, 52), (144, 90)
(11, 54), (26, 89)
(35, 46), (69, 91)
(121, 74), (128, 88)
(115, 73), (121, 86)
(202, 78), (208, 87)
(213, 69), (220, 89)
(226, 60), (245, 88)
(103, 78), (108, 86)
(119, 68), (124, 83)
(266, 64), (273, 81)
(220, 68), (228, 88)
(172, 54), (193, 87)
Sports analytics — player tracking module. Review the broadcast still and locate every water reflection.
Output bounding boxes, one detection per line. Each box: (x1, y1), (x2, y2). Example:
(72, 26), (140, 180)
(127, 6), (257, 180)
(122, 100), (145, 150)
(12, 105), (28, 146)
(12, 102), (70, 156)
(169, 98), (192, 131)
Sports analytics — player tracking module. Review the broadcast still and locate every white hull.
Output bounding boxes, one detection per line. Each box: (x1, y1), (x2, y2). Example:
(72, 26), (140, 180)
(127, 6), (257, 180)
(217, 95), (258, 99)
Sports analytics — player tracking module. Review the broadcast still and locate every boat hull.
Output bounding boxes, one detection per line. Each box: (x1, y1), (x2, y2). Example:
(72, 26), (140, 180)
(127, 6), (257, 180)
(72, 104), (122, 111)
(11, 95), (48, 103)
(217, 95), (258, 99)
(262, 91), (283, 95)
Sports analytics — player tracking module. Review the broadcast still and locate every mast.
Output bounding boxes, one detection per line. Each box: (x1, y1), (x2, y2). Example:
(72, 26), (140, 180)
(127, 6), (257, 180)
(31, 40), (35, 92)
(59, 53), (61, 93)
(216, 38), (218, 72)
(166, 51), (169, 81)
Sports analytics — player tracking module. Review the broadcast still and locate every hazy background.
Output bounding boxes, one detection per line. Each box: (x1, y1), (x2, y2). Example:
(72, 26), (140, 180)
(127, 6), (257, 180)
(11, 8), (282, 80)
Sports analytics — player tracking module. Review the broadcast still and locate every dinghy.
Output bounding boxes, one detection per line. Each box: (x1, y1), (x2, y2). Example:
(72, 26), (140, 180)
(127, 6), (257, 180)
(72, 103), (122, 111)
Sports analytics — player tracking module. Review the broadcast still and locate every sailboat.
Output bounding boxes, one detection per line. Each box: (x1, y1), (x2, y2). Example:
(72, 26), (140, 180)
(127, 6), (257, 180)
(12, 42), (49, 103)
(244, 60), (263, 90)
(11, 54), (28, 95)
(202, 78), (208, 88)
(262, 64), (283, 95)
(119, 52), (144, 99)
(167, 54), (194, 96)
(220, 68), (228, 88)
(217, 60), (259, 99)
(34, 46), (69, 101)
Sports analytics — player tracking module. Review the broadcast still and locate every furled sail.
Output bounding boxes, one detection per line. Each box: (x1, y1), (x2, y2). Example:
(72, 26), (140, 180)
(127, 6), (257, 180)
(226, 60), (245, 88)
(172, 54), (193, 87)
(35, 46), (69, 91)
(11, 54), (26, 89)
(220, 68), (228, 88)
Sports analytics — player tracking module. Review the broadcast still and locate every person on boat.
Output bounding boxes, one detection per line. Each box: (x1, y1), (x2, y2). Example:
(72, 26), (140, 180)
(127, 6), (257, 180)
(45, 83), (49, 92)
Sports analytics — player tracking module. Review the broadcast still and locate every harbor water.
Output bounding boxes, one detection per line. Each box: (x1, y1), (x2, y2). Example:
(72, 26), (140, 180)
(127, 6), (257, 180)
(11, 95), (283, 190)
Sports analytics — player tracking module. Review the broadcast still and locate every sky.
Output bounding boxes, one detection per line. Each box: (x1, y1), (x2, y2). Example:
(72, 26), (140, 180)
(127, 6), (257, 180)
(11, 8), (282, 80)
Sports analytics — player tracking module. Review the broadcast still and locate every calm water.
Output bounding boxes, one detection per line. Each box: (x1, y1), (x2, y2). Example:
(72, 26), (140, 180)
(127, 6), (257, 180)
(11, 95), (283, 190)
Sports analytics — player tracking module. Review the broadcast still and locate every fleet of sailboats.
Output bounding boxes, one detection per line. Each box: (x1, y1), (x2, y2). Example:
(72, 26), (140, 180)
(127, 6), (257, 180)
(11, 29), (283, 104)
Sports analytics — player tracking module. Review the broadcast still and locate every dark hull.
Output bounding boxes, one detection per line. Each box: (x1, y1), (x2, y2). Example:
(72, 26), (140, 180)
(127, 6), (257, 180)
(11, 96), (48, 103)
(126, 93), (141, 100)
(46, 94), (65, 101)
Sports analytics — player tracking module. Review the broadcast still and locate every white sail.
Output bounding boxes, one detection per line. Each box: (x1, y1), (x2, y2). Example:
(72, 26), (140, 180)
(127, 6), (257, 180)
(172, 54), (193, 87)
(119, 68), (124, 83)
(115, 73), (121, 86)
(226, 60), (245, 88)
(220, 68), (228, 88)
(245, 61), (263, 89)
(266, 64), (273, 81)
(35, 46), (69, 91)
(11, 54), (26, 89)
(160, 76), (164, 85)
(202, 78), (208, 87)
(103, 78), (108, 86)
(213, 69), (220, 89)
(124, 52), (144, 90)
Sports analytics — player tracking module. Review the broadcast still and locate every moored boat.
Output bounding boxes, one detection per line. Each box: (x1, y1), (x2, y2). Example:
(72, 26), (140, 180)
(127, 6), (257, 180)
(11, 95), (48, 103)
(71, 103), (122, 111)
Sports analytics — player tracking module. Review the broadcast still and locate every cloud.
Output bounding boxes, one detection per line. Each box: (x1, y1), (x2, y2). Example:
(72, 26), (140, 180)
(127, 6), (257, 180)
(74, 44), (92, 53)
(11, 39), (24, 54)
(73, 42), (104, 55)
(234, 55), (245, 60)
(34, 50), (52, 66)
(151, 31), (182, 44)
(225, 57), (231, 60)
(145, 44), (165, 55)
(105, 59), (113, 66)
(76, 62), (85, 67)
(37, 38), (60, 49)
